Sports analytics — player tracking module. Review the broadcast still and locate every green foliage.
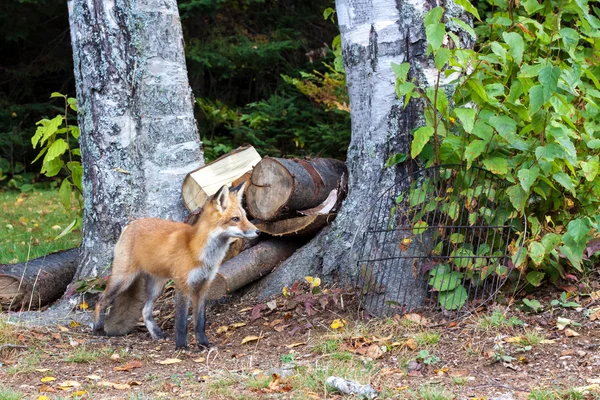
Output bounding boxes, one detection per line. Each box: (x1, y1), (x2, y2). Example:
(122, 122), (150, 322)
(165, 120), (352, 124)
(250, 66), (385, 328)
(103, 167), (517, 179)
(31, 92), (82, 238)
(417, 350), (440, 365)
(522, 298), (543, 313)
(395, 0), (600, 287)
(550, 292), (580, 309)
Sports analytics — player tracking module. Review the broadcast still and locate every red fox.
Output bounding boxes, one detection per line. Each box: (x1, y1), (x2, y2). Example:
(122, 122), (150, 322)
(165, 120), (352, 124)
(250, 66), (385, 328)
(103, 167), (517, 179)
(93, 182), (259, 349)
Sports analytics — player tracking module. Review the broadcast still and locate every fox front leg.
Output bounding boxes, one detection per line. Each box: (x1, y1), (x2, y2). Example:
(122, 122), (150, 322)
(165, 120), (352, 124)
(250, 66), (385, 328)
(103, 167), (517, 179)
(192, 282), (211, 350)
(174, 290), (190, 350)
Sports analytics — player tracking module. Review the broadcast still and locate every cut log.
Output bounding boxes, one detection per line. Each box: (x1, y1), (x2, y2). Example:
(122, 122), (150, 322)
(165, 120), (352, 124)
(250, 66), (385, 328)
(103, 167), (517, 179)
(246, 157), (347, 220)
(207, 239), (301, 300)
(0, 248), (79, 310)
(256, 214), (336, 237)
(181, 145), (261, 211)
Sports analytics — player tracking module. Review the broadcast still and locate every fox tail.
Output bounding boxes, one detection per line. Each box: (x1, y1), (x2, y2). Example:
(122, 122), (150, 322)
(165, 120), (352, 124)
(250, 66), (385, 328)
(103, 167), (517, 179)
(102, 275), (146, 336)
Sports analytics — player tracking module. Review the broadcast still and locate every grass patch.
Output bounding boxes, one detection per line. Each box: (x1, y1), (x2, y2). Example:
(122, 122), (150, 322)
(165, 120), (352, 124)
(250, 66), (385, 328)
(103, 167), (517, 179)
(528, 388), (559, 400)
(520, 329), (546, 347)
(0, 386), (23, 400)
(246, 375), (272, 389)
(0, 319), (19, 346)
(0, 189), (81, 264)
(312, 338), (341, 354)
(413, 384), (454, 400)
(291, 359), (375, 395)
(452, 376), (468, 386)
(479, 310), (524, 330)
(414, 331), (440, 346)
(64, 346), (105, 363)
(5, 351), (42, 375)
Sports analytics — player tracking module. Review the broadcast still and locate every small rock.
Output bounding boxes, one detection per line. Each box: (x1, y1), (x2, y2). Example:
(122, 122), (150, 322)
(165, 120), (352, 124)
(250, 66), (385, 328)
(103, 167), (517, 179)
(325, 376), (377, 399)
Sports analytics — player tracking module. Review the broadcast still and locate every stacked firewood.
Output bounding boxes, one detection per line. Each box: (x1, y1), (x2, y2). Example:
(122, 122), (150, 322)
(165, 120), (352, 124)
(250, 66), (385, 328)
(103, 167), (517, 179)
(0, 146), (347, 309)
(181, 146), (348, 300)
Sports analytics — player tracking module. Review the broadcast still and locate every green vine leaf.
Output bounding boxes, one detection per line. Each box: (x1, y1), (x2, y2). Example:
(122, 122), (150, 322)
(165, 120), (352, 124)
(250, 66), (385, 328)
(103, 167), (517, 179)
(411, 126), (435, 159)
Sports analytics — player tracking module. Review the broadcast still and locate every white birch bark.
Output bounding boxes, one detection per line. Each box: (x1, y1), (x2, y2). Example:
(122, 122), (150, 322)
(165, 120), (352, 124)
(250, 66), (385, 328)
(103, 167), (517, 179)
(256, 0), (473, 298)
(67, 0), (203, 279)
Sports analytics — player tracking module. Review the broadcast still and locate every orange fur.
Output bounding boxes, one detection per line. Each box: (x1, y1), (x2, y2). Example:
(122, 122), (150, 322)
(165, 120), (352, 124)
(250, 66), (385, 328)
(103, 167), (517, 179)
(93, 184), (259, 349)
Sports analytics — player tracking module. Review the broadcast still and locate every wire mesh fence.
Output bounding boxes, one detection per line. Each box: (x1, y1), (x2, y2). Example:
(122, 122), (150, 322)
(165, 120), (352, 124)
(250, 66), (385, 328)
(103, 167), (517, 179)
(352, 165), (526, 322)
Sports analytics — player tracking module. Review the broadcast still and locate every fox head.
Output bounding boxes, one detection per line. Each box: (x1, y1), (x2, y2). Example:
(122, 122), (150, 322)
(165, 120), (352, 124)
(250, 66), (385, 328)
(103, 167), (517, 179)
(205, 182), (260, 240)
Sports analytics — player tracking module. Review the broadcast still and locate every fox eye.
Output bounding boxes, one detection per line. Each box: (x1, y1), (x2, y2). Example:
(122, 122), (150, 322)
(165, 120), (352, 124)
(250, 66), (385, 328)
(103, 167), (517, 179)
(231, 217), (240, 222)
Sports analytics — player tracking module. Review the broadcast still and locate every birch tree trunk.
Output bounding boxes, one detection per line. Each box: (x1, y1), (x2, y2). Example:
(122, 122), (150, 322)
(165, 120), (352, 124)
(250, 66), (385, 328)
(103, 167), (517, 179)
(256, 0), (473, 298)
(68, 0), (203, 279)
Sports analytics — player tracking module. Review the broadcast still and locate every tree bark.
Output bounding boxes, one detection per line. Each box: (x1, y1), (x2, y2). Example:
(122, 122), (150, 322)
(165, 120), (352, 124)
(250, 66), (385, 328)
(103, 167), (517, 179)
(256, 0), (474, 298)
(68, 0), (203, 279)
(0, 249), (79, 311)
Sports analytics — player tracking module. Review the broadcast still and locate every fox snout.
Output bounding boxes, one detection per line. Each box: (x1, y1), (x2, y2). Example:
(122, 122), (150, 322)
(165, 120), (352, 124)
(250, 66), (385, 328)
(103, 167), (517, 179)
(244, 228), (261, 239)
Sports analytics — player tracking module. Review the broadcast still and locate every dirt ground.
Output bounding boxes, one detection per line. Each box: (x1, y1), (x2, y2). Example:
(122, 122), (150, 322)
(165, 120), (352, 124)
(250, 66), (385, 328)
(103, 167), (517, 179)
(0, 281), (599, 400)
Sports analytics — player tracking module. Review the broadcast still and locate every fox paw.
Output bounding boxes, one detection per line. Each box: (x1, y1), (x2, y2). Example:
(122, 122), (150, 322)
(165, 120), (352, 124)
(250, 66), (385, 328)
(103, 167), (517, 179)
(150, 332), (169, 340)
(196, 341), (214, 351)
(92, 327), (107, 336)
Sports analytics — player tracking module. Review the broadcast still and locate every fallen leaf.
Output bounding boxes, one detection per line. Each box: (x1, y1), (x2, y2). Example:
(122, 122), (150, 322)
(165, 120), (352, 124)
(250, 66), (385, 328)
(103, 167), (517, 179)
(158, 358), (182, 365)
(587, 378), (600, 384)
(58, 326), (69, 332)
(404, 313), (427, 325)
(241, 335), (261, 344)
(556, 317), (572, 330)
(589, 308), (600, 321)
(405, 338), (418, 350)
(41, 377), (56, 383)
(38, 384), (55, 393)
(114, 360), (143, 371)
(238, 306), (253, 313)
(71, 390), (87, 397)
(284, 342), (306, 349)
(35, 368), (52, 372)
(540, 339), (556, 344)
(85, 375), (102, 380)
(273, 325), (285, 333)
(270, 319), (284, 327)
(304, 276), (321, 287)
(36, 396), (50, 400)
(192, 357), (206, 363)
(330, 318), (346, 329)
(51, 225), (61, 230)
(266, 300), (277, 310)
(504, 336), (524, 343)
(128, 381), (142, 386)
(365, 344), (384, 359)
(216, 326), (229, 334)
(282, 286), (290, 297)
(450, 369), (469, 377)
(110, 353), (121, 361)
(230, 322), (247, 329)
(565, 328), (580, 337)
(112, 383), (131, 390)
(434, 367), (449, 374)
(58, 381), (81, 388)
(78, 302), (89, 310)
(251, 304), (267, 321)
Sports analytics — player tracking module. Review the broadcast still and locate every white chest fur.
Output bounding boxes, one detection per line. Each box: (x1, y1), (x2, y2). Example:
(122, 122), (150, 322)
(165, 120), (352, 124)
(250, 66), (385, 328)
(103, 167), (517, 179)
(187, 229), (232, 287)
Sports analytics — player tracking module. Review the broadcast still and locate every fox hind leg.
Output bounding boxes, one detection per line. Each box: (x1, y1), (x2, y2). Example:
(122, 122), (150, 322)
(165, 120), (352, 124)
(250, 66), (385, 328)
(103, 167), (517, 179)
(142, 275), (169, 340)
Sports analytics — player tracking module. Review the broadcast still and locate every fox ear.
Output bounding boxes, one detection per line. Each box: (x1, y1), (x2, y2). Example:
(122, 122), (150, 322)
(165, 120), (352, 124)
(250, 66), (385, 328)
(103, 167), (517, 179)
(213, 185), (230, 211)
(230, 181), (246, 202)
